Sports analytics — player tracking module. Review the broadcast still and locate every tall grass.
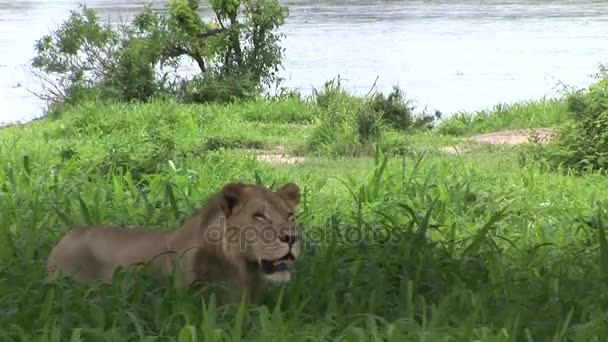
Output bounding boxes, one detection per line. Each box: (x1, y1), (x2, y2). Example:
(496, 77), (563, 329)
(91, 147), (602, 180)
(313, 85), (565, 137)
(437, 97), (569, 136)
(1, 96), (607, 340)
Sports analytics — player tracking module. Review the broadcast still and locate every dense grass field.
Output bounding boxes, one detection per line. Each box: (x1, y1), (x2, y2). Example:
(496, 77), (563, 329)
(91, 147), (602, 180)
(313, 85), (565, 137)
(1, 94), (608, 341)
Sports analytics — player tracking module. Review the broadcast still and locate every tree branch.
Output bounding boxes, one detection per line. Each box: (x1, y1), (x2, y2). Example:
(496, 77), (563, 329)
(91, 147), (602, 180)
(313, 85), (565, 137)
(164, 44), (206, 73)
(190, 53), (206, 73)
(197, 27), (227, 39)
(163, 23), (235, 74)
(215, 10), (226, 29)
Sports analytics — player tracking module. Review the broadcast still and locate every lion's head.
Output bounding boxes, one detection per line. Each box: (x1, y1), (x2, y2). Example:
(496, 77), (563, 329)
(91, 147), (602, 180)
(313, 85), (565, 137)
(210, 182), (302, 283)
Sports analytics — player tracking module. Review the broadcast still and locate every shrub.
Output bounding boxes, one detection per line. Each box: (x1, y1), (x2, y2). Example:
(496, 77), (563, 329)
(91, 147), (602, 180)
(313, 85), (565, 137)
(307, 78), (437, 156)
(31, 0), (288, 111)
(307, 79), (369, 156)
(176, 72), (260, 104)
(546, 68), (608, 173)
(367, 85), (414, 130)
(368, 85), (440, 131)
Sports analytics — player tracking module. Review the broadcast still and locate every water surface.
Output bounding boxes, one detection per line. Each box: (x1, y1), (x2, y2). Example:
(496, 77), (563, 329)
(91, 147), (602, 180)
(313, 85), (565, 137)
(1, 0), (607, 124)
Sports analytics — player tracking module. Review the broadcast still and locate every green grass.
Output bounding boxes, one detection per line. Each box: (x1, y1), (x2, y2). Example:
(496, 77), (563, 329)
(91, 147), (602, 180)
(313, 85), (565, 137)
(2, 95), (608, 341)
(437, 97), (570, 136)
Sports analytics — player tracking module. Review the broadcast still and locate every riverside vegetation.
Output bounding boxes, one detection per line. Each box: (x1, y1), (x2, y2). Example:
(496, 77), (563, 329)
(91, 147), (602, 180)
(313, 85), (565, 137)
(2, 0), (608, 341)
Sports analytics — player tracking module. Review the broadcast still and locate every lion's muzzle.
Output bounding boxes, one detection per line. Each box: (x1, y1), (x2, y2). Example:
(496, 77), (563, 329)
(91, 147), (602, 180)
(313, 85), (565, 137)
(260, 251), (296, 274)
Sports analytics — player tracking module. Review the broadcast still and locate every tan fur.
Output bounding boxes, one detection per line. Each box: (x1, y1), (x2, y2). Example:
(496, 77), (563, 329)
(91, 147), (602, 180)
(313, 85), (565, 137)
(46, 182), (302, 304)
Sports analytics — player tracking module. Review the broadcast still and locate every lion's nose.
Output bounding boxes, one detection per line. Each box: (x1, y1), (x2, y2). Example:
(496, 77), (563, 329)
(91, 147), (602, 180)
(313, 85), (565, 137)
(279, 234), (298, 245)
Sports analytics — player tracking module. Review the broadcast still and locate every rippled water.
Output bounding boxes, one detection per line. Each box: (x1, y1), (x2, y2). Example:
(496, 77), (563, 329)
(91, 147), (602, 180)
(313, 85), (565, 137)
(1, 0), (608, 125)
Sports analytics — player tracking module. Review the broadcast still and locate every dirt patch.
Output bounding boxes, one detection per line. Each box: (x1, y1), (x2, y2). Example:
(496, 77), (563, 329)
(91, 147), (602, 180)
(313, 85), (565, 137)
(248, 148), (307, 165)
(441, 128), (557, 155)
(468, 128), (556, 145)
(439, 145), (466, 155)
(256, 153), (306, 165)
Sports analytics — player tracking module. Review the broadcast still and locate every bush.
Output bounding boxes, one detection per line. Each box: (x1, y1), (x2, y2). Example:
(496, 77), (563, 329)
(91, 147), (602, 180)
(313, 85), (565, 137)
(31, 0), (288, 111)
(546, 68), (608, 173)
(367, 85), (439, 131)
(307, 79), (370, 156)
(306, 78), (437, 156)
(176, 72), (260, 104)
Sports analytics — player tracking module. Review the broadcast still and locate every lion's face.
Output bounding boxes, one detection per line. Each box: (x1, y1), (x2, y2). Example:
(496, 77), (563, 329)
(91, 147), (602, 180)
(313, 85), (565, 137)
(218, 182), (302, 283)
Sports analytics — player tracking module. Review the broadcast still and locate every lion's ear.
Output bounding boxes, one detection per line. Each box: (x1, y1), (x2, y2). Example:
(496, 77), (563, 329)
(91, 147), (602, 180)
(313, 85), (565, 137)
(276, 182), (300, 208)
(219, 182), (247, 216)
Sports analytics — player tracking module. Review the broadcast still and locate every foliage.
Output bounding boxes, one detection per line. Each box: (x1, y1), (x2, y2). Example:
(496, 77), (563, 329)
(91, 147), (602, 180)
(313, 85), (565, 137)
(306, 77), (438, 157)
(437, 97), (569, 136)
(544, 68), (608, 173)
(367, 85), (440, 131)
(306, 77), (374, 156)
(31, 0), (288, 110)
(2, 99), (608, 339)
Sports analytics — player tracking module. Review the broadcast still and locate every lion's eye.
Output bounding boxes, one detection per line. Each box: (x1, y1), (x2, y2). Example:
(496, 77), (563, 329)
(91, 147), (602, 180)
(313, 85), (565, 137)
(253, 212), (268, 221)
(287, 212), (295, 221)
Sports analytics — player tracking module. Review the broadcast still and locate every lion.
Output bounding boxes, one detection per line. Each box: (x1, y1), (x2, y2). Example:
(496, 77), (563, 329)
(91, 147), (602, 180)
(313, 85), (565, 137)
(46, 182), (302, 304)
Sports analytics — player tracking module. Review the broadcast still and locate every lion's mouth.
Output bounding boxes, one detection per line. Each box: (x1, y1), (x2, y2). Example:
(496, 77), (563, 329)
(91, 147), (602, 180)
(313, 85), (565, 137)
(260, 252), (295, 274)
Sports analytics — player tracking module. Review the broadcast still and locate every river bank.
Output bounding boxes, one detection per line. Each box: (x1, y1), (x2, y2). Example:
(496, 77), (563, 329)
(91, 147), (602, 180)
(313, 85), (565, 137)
(2, 0), (608, 124)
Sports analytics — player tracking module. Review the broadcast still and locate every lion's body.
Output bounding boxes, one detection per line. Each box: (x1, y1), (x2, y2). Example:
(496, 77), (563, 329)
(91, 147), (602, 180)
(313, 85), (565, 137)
(46, 182), (302, 304)
(47, 226), (171, 282)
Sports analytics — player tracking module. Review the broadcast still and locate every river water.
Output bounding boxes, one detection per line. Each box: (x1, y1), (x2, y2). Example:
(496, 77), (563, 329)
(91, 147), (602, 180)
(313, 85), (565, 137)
(1, 0), (608, 125)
